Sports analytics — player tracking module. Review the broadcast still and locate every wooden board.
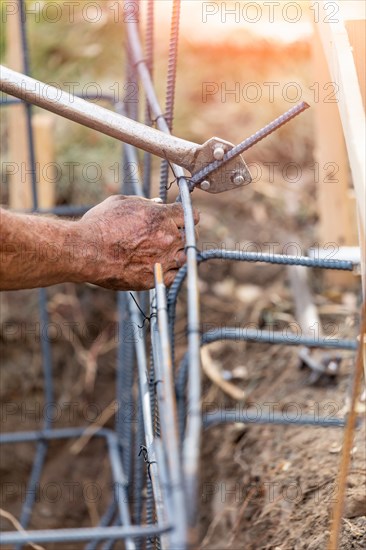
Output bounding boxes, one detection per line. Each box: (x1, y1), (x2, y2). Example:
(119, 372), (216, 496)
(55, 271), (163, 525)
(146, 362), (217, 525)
(315, 1), (365, 294)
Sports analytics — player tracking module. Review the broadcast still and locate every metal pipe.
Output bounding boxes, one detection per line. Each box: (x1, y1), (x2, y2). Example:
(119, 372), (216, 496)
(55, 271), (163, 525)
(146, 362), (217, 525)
(0, 65), (200, 171)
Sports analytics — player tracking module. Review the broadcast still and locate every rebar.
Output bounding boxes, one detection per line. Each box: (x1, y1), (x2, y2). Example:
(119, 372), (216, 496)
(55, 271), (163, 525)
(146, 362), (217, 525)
(127, 293), (168, 540)
(143, 0), (155, 198)
(189, 101), (310, 187)
(159, 0), (181, 201)
(0, 526), (172, 546)
(167, 249), (355, 366)
(154, 264), (187, 547)
(203, 410), (346, 428)
(124, 10), (202, 531)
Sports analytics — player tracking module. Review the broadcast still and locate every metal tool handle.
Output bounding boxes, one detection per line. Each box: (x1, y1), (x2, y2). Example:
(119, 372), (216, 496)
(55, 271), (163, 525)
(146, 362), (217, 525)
(0, 65), (252, 193)
(0, 64), (199, 171)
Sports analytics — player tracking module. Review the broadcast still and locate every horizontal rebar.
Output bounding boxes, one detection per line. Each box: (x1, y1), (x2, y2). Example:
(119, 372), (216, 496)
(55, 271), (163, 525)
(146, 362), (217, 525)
(168, 248), (354, 303)
(0, 427), (111, 444)
(167, 249), (355, 366)
(202, 328), (357, 350)
(203, 410), (346, 428)
(0, 525), (172, 545)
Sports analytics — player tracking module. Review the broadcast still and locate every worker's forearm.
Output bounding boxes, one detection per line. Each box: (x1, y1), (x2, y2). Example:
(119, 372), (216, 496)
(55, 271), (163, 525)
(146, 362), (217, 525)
(0, 196), (199, 291)
(0, 208), (90, 290)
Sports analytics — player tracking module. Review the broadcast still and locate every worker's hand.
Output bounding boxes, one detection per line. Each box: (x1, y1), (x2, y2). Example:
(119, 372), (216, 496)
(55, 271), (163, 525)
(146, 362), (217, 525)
(75, 195), (200, 290)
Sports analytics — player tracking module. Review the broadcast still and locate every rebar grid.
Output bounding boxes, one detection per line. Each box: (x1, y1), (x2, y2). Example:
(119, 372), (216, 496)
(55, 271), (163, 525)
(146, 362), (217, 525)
(0, 1), (361, 549)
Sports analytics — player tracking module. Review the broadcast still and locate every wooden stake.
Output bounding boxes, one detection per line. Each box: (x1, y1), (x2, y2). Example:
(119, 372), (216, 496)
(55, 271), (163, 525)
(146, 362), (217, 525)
(315, 1), (365, 297)
(312, 24), (357, 289)
(32, 113), (56, 209)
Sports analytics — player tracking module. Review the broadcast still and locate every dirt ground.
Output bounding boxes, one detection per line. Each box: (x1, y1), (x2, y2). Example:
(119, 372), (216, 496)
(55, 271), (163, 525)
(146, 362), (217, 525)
(1, 9), (365, 550)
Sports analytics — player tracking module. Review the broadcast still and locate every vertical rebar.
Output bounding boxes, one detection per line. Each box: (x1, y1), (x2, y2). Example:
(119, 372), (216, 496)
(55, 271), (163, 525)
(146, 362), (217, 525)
(133, 387), (146, 532)
(143, 0), (155, 198)
(159, 0), (181, 202)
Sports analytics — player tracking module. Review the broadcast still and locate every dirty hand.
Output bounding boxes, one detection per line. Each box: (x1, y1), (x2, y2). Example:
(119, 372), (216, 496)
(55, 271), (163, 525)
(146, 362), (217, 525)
(76, 195), (200, 290)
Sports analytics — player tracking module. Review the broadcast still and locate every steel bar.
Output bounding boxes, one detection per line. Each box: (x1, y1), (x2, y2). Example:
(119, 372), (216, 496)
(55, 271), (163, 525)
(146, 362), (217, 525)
(143, 0), (155, 198)
(127, 294), (168, 540)
(18, 0), (38, 212)
(116, 292), (135, 487)
(133, 386), (146, 528)
(189, 101), (310, 186)
(106, 433), (135, 550)
(0, 427), (112, 444)
(202, 328), (357, 350)
(167, 249), (355, 366)
(177, 181), (202, 534)
(0, 525), (172, 545)
(115, 117), (142, 492)
(159, 0), (181, 201)
(168, 249), (354, 311)
(175, 331), (356, 438)
(203, 410), (346, 428)
(0, 65), (200, 172)
(154, 264), (188, 548)
(18, 292), (53, 534)
(145, 326), (173, 550)
(84, 500), (117, 550)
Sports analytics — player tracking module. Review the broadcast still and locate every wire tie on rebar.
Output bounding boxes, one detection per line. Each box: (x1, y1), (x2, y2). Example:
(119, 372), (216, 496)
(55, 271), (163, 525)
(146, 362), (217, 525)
(163, 157), (177, 190)
(129, 292), (157, 328)
(133, 57), (147, 70)
(184, 245), (202, 259)
(138, 445), (157, 481)
(165, 178), (175, 191)
(176, 175), (195, 192)
(151, 113), (167, 127)
(186, 327), (202, 336)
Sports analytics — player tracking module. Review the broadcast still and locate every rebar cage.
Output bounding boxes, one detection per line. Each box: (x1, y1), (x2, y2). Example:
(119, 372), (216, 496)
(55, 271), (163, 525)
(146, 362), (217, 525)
(0, 1), (360, 549)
